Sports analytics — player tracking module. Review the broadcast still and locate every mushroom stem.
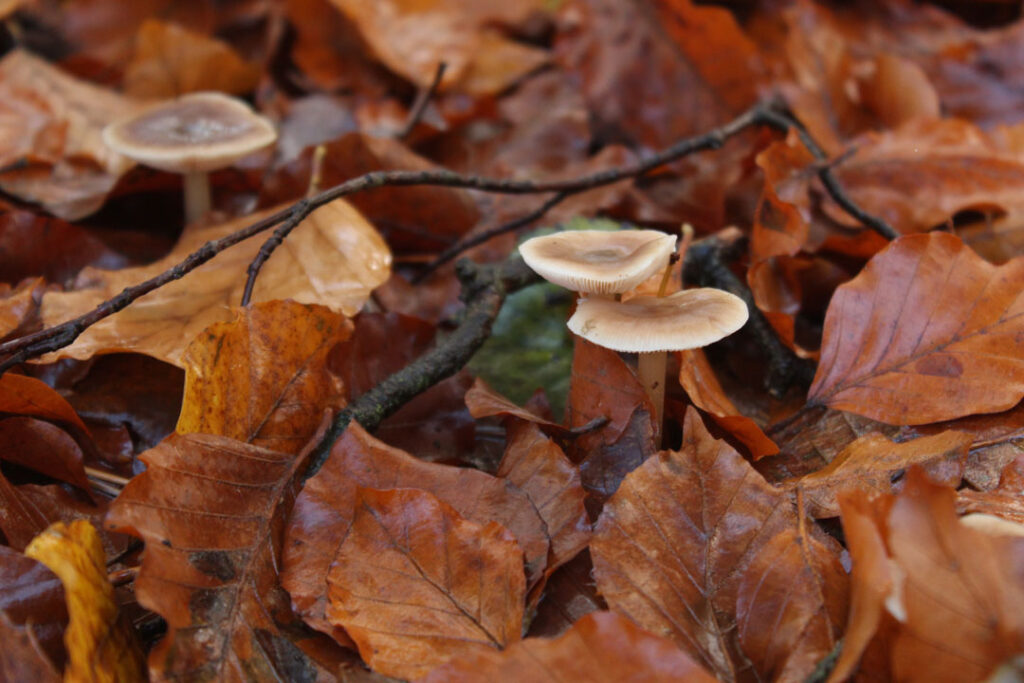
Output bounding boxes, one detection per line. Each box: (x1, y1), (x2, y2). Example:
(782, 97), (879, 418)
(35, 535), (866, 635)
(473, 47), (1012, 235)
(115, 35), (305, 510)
(638, 351), (667, 433)
(183, 171), (211, 223)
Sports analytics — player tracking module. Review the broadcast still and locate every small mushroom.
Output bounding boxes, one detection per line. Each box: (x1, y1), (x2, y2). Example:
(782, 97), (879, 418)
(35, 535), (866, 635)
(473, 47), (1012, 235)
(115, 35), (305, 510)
(518, 229), (677, 296)
(102, 92), (277, 223)
(568, 289), (749, 428)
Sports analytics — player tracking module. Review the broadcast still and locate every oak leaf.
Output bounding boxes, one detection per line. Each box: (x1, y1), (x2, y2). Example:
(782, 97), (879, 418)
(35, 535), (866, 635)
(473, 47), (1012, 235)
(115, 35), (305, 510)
(40, 198), (390, 366)
(177, 300), (351, 454)
(809, 232), (1024, 425)
(418, 611), (717, 683)
(326, 487), (525, 680)
(24, 520), (145, 683)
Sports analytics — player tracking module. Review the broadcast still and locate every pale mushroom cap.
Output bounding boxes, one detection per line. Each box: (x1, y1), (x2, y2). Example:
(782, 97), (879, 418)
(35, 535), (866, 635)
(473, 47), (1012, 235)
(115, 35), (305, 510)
(568, 289), (749, 352)
(518, 229), (677, 294)
(102, 92), (277, 173)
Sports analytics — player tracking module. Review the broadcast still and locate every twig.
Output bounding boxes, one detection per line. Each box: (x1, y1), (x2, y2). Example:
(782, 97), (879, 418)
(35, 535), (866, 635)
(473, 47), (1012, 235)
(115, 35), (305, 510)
(240, 199), (314, 306)
(302, 255), (538, 479)
(398, 61), (447, 140)
(413, 191), (571, 283)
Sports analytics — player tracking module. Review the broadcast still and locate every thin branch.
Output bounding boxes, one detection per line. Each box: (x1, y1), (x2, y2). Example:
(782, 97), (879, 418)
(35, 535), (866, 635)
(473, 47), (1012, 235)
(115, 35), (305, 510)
(398, 61), (448, 140)
(302, 255), (539, 479)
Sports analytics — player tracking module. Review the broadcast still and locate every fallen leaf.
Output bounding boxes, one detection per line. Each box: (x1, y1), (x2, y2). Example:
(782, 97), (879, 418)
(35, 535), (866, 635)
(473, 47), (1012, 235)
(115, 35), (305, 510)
(959, 455), (1024, 524)
(591, 407), (845, 682)
(0, 545), (68, 669)
(418, 610), (717, 683)
(809, 232), (1024, 425)
(106, 431), (344, 680)
(40, 198), (390, 366)
(578, 406), (657, 505)
(677, 348), (779, 459)
(526, 550), (604, 639)
(466, 377), (565, 436)
(122, 20), (261, 98)
(282, 421), (547, 643)
(25, 520), (145, 683)
(177, 300), (351, 454)
(0, 278), (43, 339)
(327, 487), (525, 680)
(328, 0), (549, 96)
(0, 611), (61, 683)
(0, 50), (142, 220)
(750, 133), (814, 263)
(794, 430), (973, 518)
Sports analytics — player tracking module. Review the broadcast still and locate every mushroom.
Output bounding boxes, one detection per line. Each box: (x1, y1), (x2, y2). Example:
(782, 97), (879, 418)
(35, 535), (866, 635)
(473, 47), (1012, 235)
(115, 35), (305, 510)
(569, 289), (748, 428)
(518, 229), (677, 297)
(102, 92), (277, 223)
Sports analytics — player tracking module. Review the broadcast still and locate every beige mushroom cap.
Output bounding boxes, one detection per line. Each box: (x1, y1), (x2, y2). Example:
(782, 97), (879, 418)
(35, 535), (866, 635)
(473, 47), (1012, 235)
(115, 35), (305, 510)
(568, 289), (749, 352)
(518, 229), (677, 294)
(102, 92), (277, 173)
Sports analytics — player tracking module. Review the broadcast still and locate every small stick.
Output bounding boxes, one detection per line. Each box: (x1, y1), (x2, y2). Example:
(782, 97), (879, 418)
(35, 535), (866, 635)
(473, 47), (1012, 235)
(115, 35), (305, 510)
(84, 466), (131, 487)
(398, 62), (447, 140)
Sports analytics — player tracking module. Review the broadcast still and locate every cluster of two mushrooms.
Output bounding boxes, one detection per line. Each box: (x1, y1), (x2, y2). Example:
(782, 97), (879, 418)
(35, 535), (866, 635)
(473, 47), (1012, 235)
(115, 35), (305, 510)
(519, 229), (749, 436)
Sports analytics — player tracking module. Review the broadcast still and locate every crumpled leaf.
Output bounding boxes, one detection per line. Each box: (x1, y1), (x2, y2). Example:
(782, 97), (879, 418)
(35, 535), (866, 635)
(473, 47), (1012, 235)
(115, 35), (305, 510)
(465, 377), (566, 436)
(0, 50), (141, 220)
(25, 520), (145, 683)
(809, 232), (1024, 425)
(327, 487), (525, 680)
(958, 455), (1024, 525)
(527, 550), (604, 639)
(0, 611), (61, 683)
(793, 430), (973, 518)
(106, 431), (344, 681)
(177, 300), (351, 454)
(0, 545), (68, 669)
(40, 198), (390, 366)
(328, 0), (549, 96)
(418, 610), (717, 683)
(282, 421), (548, 643)
(123, 19), (261, 98)
(591, 407), (846, 682)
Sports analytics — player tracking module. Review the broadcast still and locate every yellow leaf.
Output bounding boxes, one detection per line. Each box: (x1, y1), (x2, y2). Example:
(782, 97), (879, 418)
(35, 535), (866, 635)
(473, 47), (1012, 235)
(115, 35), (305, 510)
(24, 520), (145, 683)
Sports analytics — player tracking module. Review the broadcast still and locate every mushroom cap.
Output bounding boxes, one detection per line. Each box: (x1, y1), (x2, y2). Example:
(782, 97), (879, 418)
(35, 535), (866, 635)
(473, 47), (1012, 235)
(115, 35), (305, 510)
(568, 289), (749, 352)
(102, 92), (277, 173)
(518, 229), (677, 294)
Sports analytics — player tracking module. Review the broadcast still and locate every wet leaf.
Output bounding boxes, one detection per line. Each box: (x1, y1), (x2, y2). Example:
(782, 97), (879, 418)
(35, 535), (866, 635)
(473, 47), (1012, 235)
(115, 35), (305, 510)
(809, 232), (1024, 425)
(40, 198), (390, 366)
(25, 520), (145, 683)
(419, 610), (717, 683)
(327, 487), (525, 680)
(177, 300), (351, 454)
(0, 545), (68, 668)
(527, 550), (603, 639)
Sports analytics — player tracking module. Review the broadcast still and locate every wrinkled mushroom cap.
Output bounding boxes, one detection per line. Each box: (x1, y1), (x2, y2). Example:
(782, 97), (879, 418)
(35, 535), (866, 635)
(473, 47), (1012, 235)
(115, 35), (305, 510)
(568, 289), (749, 352)
(102, 92), (277, 173)
(518, 229), (677, 294)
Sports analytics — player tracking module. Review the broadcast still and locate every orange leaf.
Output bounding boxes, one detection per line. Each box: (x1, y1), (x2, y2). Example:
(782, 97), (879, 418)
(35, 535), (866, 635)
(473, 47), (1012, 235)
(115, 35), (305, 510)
(25, 520), (145, 683)
(177, 300), (351, 454)
(283, 421), (547, 642)
(466, 377), (566, 436)
(40, 198), (390, 366)
(809, 232), (1024, 425)
(326, 487), (525, 680)
(793, 430), (973, 518)
(418, 611), (717, 683)
(123, 20), (261, 98)
(591, 407), (846, 681)
(106, 432), (342, 680)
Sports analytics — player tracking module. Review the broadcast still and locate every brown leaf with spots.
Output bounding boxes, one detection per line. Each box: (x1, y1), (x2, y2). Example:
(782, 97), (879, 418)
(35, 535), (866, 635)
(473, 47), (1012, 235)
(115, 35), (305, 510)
(591, 407), (846, 682)
(176, 300), (351, 454)
(809, 232), (1024, 425)
(283, 421), (547, 644)
(419, 611), (717, 683)
(106, 431), (347, 681)
(40, 198), (390, 366)
(326, 487), (525, 680)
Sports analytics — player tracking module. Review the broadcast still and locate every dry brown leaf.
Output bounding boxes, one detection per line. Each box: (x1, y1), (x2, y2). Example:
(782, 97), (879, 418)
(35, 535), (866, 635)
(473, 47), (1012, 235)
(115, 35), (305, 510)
(418, 610), (718, 683)
(0, 544), (68, 668)
(40, 198), (390, 366)
(328, 0), (549, 95)
(0, 612), (61, 683)
(106, 431), (344, 681)
(25, 520), (145, 683)
(177, 300), (351, 453)
(282, 421), (547, 643)
(123, 20), (261, 98)
(527, 550), (603, 639)
(591, 407), (846, 682)
(809, 232), (1024, 425)
(959, 455), (1024, 524)
(0, 50), (141, 220)
(327, 486), (525, 680)
(793, 430), (973, 518)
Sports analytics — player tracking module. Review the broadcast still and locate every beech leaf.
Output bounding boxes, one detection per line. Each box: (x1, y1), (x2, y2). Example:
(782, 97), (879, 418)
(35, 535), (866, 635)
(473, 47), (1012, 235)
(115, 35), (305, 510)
(326, 486), (526, 680)
(809, 232), (1024, 425)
